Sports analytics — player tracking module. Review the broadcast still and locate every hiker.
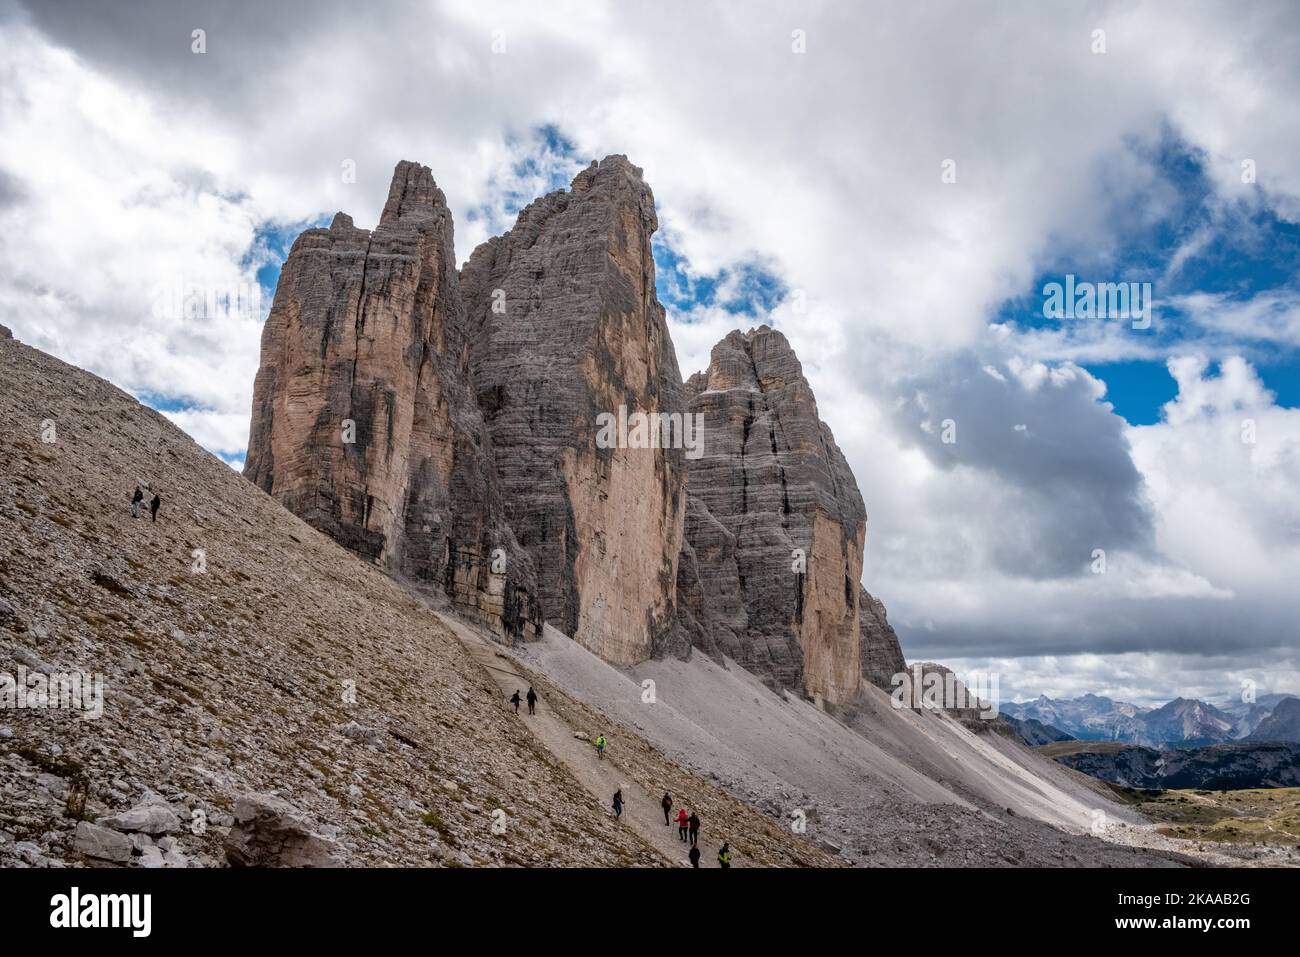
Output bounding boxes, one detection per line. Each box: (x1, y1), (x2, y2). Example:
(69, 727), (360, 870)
(661, 792), (673, 826)
(688, 811), (700, 847)
(526, 686), (537, 715)
(688, 844), (701, 868)
(612, 789), (623, 819)
(595, 734), (607, 759)
(509, 690), (521, 714)
(130, 486), (143, 519)
(149, 492), (161, 523)
(717, 843), (731, 868)
(676, 807), (689, 842)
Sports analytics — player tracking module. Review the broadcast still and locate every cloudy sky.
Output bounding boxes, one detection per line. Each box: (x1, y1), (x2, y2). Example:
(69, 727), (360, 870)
(2, 0), (1297, 704)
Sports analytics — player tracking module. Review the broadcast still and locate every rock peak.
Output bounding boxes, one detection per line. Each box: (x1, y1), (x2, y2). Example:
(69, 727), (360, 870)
(459, 145), (683, 664)
(573, 154), (644, 183)
(678, 326), (895, 704)
(245, 156), (540, 641)
(565, 154), (656, 228)
(380, 160), (446, 224)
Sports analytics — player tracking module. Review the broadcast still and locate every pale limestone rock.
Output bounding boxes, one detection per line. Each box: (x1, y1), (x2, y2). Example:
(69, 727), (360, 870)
(224, 793), (344, 868)
(100, 791), (181, 835)
(462, 157), (688, 665)
(73, 821), (132, 863)
(679, 326), (900, 704)
(244, 162), (540, 641)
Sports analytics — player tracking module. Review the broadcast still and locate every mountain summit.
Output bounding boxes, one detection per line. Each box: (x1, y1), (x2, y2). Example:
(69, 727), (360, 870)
(247, 158), (901, 709)
(245, 161), (541, 641)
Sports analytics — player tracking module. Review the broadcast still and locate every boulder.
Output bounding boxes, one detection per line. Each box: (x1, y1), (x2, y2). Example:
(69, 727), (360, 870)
(73, 821), (132, 863)
(100, 792), (181, 835)
(223, 793), (344, 867)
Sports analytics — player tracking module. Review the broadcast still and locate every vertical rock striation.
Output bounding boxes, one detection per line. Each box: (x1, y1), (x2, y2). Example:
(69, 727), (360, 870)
(679, 326), (902, 705)
(243, 154), (905, 692)
(461, 157), (688, 665)
(858, 585), (907, 690)
(244, 162), (540, 638)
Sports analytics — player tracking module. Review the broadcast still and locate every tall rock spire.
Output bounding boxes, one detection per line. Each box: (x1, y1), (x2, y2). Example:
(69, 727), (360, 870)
(244, 161), (540, 639)
(460, 156), (689, 665)
(678, 325), (904, 706)
(242, 154), (904, 694)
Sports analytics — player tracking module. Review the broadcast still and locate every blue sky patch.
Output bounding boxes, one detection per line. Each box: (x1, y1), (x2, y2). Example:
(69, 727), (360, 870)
(996, 134), (1299, 425)
(468, 124), (587, 229)
(135, 390), (190, 414)
(244, 218), (330, 299)
(652, 234), (786, 319)
(1083, 360), (1179, 425)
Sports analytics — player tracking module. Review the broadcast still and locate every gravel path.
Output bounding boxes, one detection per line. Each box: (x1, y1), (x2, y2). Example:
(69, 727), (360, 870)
(442, 613), (715, 867)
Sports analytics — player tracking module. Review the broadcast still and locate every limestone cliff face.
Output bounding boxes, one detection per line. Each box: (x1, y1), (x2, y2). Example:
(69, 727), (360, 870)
(859, 586), (907, 690)
(244, 162), (540, 639)
(461, 157), (687, 666)
(243, 157), (905, 689)
(680, 326), (900, 705)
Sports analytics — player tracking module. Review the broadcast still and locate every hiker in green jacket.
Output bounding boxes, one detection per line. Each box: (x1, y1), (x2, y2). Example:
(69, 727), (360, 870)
(717, 843), (731, 868)
(595, 734), (607, 759)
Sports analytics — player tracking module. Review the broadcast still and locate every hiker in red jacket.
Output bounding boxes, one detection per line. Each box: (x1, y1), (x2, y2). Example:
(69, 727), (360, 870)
(676, 807), (689, 842)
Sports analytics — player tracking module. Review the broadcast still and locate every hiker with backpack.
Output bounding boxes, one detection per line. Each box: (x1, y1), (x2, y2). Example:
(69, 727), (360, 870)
(130, 486), (143, 519)
(717, 843), (731, 868)
(688, 844), (701, 868)
(676, 807), (689, 842)
(661, 792), (673, 826)
(526, 686), (537, 715)
(595, 734), (607, 759)
(510, 690), (522, 714)
(688, 811), (700, 847)
(149, 491), (161, 522)
(612, 788), (624, 819)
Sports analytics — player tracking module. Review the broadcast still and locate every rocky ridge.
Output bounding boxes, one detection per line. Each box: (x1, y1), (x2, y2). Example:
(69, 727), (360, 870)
(248, 157), (904, 710)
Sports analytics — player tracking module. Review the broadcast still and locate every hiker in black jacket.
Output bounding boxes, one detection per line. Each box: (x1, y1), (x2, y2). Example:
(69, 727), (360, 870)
(661, 792), (673, 826)
(526, 686), (537, 715)
(130, 486), (143, 519)
(509, 690), (521, 714)
(687, 811), (700, 847)
(149, 492), (161, 522)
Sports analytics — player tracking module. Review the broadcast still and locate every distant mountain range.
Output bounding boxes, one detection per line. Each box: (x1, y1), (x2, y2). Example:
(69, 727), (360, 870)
(997, 714), (1076, 746)
(1001, 692), (1300, 749)
(1039, 740), (1300, 790)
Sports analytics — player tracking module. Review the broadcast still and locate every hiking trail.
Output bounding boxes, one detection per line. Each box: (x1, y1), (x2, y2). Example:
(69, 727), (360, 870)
(436, 611), (723, 868)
